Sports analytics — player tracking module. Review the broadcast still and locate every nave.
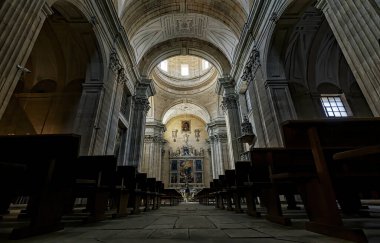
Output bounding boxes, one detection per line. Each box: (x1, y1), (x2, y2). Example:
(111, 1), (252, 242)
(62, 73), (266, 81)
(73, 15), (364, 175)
(2, 202), (380, 243)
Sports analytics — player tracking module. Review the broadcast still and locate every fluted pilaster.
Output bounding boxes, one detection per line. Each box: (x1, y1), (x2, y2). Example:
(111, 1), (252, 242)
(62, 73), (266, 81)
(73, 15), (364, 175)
(316, 0), (380, 115)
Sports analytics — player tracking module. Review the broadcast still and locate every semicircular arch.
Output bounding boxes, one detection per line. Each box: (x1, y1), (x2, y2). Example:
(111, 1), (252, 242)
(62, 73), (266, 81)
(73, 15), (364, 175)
(161, 100), (211, 125)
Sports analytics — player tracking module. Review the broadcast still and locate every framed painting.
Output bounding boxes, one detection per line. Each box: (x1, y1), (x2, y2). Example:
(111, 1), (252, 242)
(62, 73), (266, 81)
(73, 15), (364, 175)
(181, 120), (191, 132)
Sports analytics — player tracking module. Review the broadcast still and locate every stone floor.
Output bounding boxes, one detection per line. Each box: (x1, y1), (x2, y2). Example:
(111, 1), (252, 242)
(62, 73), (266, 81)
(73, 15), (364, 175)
(2, 203), (380, 242)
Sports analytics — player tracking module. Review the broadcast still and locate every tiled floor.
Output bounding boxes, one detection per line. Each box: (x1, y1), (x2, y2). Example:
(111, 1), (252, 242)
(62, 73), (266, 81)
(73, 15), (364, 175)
(1, 203), (380, 242)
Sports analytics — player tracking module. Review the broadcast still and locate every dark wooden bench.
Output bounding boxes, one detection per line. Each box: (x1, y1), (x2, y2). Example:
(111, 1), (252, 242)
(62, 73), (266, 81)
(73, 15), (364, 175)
(161, 188), (182, 206)
(275, 118), (380, 242)
(0, 134), (80, 239)
(235, 159), (293, 225)
(112, 165), (136, 218)
(64, 155), (117, 222)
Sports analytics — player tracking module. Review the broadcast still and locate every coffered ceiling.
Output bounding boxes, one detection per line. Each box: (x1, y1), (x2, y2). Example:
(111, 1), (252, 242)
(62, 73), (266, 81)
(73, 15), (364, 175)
(119, 0), (252, 66)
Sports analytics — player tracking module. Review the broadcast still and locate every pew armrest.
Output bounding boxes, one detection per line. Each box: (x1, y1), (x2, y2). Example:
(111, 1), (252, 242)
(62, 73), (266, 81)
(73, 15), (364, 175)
(333, 145), (380, 160)
(271, 172), (315, 180)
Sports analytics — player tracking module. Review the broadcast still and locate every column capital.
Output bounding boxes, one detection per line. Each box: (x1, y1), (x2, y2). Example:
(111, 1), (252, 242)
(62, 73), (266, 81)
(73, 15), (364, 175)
(221, 94), (239, 111)
(215, 133), (228, 143)
(133, 96), (150, 112)
(216, 76), (235, 95)
(118, 68), (129, 86)
(110, 51), (122, 73)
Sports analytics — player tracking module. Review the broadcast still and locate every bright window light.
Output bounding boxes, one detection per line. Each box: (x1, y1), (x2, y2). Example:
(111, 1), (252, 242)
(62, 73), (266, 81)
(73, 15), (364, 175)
(202, 60), (210, 70)
(160, 60), (168, 72)
(181, 64), (189, 76)
(320, 95), (349, 117)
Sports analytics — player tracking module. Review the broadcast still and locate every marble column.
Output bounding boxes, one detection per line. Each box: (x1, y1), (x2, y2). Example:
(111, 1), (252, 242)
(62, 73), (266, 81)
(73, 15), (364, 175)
(316, 0), (380, 116)
(218, 77), (245, 164)
(0, 1), (52, 118)
(126, 78), (155, 168)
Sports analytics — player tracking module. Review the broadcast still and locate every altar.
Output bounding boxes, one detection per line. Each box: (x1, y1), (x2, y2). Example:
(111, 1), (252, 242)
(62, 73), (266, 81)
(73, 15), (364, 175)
(169, 145), (204, 187)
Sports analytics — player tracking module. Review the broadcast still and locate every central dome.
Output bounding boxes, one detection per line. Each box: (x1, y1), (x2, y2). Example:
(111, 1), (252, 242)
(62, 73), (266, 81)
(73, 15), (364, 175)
(157, 56), (213, 81)
(152, 55), (217, 94)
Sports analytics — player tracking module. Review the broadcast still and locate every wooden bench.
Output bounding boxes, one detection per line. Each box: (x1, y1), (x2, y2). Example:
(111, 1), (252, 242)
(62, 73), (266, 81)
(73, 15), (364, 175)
(161, 189), (182, 206)
(276, 118), (380, 242)
(112, 165), (136, 218)
(235, 159), (293, 225)
(64, 155), (117, 222)
(0, 134), (80, 239)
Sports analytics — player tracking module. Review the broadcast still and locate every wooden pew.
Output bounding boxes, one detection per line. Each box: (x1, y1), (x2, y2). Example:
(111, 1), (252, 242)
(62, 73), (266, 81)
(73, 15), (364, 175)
(235, 159), (292, 225)
(0, 134), (80, 239)
(64, 155), (117, 222)
(224, 170), (238, 212)
(153, 181), (164, 209)
(145, 178), (156, 211)
(161, 189), (182, 206)
(112, 165), (136, 218)
(277, 118), (380, 242)
(130, 173), (147, 214)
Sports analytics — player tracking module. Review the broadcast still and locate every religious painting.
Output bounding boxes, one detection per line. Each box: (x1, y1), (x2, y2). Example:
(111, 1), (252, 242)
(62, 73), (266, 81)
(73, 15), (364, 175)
(181, 120), (191, 132)
(179, 160), (194, 183)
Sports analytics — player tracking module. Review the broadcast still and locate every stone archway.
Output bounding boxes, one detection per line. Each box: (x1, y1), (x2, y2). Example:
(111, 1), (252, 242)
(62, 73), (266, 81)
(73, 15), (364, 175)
(0, 1), (105, 147)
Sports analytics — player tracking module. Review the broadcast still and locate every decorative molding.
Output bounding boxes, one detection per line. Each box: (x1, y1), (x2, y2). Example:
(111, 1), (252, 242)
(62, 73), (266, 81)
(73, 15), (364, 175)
(215, 133), (228, 143)
(118, 68), (129, 85)
(221, 94), (239, 111)
(130, 13), (239, 62)
(241, 115), (254, 135)
(134, 96), (150, 112)
(110, 51), (122, 73)
(241, 46), (260, 85)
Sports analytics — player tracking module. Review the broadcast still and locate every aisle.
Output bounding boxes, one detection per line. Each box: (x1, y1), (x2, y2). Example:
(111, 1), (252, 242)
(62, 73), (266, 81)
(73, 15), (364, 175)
(0, 203), (367, 242)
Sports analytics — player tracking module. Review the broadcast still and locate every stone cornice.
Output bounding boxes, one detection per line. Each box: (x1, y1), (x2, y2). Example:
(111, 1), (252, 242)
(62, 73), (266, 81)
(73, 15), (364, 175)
(135, 78), (156, 97)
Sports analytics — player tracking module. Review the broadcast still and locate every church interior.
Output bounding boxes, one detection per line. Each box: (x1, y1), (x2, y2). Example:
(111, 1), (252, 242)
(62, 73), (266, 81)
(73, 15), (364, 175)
(0, 0), (380, 242)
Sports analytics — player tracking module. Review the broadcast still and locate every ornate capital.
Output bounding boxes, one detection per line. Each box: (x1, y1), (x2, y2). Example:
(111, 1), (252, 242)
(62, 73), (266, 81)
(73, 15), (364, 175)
(215, 133), (228, 143)
(241, 115), (254, 135)
(241, 46), (260, 84)
(134, 96), (150, 112)
(144, 135), (155, 143)
(110, 51), (122, 73)
(118, 68), (129, 85)
(144, 135), (163, 143)
(221, 94), (239, 111)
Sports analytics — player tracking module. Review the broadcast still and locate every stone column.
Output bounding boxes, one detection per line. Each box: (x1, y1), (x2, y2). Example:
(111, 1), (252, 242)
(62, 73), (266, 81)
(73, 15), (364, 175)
(0, 1), (52, 118)
(103, 53), (130, 154)
(140, 122), (166, 179)
(218, 77), (245, 164)
(126, 78), (155, 167)
(207, 120), (231, 178)
(265, 80), (297, 144)
(74, 82), (104, 155)
(316, 0), (380, 116)
(208, 136), (218, 179)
